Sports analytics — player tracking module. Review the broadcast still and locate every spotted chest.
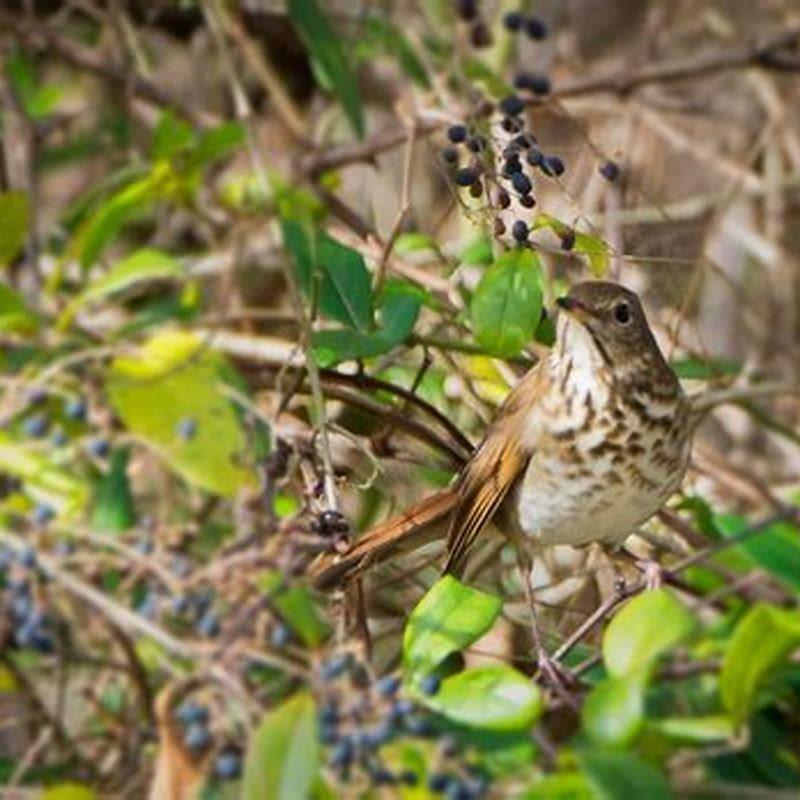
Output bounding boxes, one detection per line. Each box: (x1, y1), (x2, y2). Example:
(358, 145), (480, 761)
(512, 353), (690, 550)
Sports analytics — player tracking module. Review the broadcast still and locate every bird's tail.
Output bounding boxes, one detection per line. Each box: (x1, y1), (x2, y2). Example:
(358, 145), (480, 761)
(310, 490), (457, 589)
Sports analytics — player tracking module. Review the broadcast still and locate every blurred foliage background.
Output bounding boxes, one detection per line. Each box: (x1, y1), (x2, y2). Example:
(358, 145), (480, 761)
(1, 0), (800, 798)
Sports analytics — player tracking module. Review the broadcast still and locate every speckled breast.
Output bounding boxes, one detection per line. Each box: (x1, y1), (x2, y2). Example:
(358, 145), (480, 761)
(514, 390), (690, 550)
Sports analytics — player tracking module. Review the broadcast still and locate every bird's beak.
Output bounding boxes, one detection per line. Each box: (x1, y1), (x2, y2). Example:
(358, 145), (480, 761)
(556, 296), (596, 324)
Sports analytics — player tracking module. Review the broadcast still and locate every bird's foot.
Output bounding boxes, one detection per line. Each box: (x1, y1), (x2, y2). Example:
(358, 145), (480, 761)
(535, 648), (576, 695)
(636, 559), (663, 590)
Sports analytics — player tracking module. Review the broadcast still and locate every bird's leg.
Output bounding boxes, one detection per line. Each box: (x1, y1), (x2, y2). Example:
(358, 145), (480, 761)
(636, 558), (664, 590)
(515, 545), (574, 691)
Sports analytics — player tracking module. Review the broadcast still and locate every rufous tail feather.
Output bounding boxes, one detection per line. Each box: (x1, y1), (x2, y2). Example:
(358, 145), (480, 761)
(310, 490), (456, 589)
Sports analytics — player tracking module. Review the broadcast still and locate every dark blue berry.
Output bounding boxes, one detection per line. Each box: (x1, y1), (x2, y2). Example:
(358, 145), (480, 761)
(64, 397), (87, 421)
(171, 594), (190, 615)
(87, 438), (109, 458)
(527, 147), (545, 168)
(512, 220), (529, 243)
(134, 537), (154, 555)
(196, 609), (220, 637)
(26, 387), (48, 405)
(447, 125), (467, 144)
(429, 773), (452, 793)
(599, 160), (620, 181)
(400, 770), (418, 786)
(441, 146), (459, 165)
(502, 155), (523, 176)
(511, 172), (532, 195)
(32, 503), (55, 526)
(176, 702), (210, 726)
(363, 720), (393, 748)
(420, 674), (441, 696)
(51, 430), (68, 447)
(369, 765), (396, 785)
(184, 722), (212, 752)
(455, 0), (478, 21)
(320, 652), (351, 681)
(329, 738), (353, 769)
(470, 21), (491, 48)
(176, 417), (197, 441)
(270, 623), (291, 648)
(375, 675), (401, 698)
(514, 71), (551, 96)
(23, 413), (49, 438)
(319, 702), (339, 727)
(525, 16), (548, 39)
(543, 155), (565, 176)
(19, 547), (37, 569)
(213, 750), (242, 780)
(388, 698), (413, 723)
(466, 135), (486, 153)
(454, 167), (479, 187)
(503, 11), (523, 31)
(499, 94), (524, 117)
(405, 715), (435, 736)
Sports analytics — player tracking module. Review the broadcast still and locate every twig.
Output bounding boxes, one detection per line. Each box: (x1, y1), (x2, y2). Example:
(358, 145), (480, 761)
(301, 26), (800, 176)
(0, 8), (215, 127)
(375, 119), (417, 294)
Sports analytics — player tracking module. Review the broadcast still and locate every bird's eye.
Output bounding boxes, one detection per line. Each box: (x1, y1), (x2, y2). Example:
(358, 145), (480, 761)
(613, 302), (631, 324)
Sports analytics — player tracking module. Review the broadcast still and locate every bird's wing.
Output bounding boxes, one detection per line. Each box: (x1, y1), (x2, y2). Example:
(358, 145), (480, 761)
(444, 365), (545, 575)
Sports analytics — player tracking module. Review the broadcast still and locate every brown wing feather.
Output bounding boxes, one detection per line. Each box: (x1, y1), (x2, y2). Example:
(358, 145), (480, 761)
(443, 364), (545, 575)
(311, 489), (457, 589)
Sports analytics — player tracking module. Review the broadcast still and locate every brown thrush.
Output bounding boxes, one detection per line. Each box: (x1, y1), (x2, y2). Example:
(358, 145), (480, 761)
(313, 281), (691, 610)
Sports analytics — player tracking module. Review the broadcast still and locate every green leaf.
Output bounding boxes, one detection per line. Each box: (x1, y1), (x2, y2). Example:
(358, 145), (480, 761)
(287, 0), (364, 137)
(581, 671), (646, 746)
(603, 589), (695, 678)
(313, 279), (422, 366)
(260, 570), (328, 647)
(0, 191), (29, 267)
(720, 603), (800, 725)
(470, 249), (542, 357)
(403, 575), (502, 679)
(715, 514), (800, 592)
(361, 18), (430, 88)
(243, 691), (319, 800)
(574, 232), (610, 278)
(460, 233), (494, 266)
(282, 221), (373, 330)
(41, 784), (95, 800)
(0, 432), (88, 515)
(187, 122), (246, 171)
(651, 714), (734, 744)
(151, 111), (194, 160)
(0, 282), (39, 334)
(75, 175), (156, 268)
(58, 248), (184, 330)
(91, 448), (136, 533)
(579, 751), (673, 800)
(6, 51), (63, 120)
(463, 58), (512, 98)
(417, 664), (542, 732)
(670, 357), (741, 380)
(106, 331), (256, 497)
(521, 773), (593, 800)
(534, 215), (609, 277)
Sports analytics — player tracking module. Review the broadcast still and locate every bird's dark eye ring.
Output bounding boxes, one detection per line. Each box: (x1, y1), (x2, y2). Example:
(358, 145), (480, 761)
(613, 302), (631, 324)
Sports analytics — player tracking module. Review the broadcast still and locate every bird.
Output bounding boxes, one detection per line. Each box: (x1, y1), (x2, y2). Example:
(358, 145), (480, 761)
(312, 281), (691, 666)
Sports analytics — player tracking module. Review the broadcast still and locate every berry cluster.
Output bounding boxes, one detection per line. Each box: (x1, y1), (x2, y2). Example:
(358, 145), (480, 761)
(442, 103), (569, 247)
(175, 700), (243, 781)
(1, 546), (57, 654)
(454, 0), (491, 49)
(502, 10), (549, 41)
(316, 651), (489, 797)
